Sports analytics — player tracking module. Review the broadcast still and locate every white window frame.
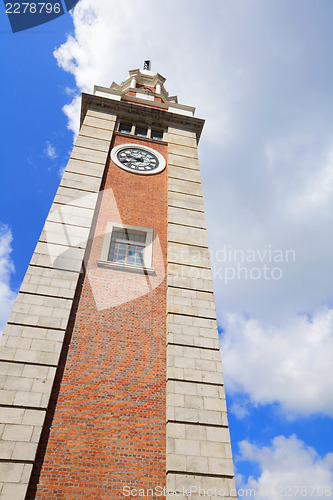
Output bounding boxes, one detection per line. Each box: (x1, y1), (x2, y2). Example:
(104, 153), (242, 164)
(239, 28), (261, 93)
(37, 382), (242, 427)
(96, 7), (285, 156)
(97, 222), (155, 275)
(117, 120), (165, 142)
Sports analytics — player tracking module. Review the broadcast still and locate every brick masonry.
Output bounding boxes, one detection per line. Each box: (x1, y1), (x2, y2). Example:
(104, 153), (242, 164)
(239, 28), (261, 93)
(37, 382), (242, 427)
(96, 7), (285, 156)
(29, 134), (168, 498)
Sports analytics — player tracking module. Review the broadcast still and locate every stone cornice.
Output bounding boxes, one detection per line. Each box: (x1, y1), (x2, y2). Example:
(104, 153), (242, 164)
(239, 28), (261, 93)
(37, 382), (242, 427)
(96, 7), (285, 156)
(80, 92), (205, 142)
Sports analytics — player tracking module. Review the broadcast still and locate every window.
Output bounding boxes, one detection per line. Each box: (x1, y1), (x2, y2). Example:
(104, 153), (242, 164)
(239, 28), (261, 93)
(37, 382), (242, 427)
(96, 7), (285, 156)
(135, 126), (148, 138)
(151, 129), (164, 141)
(117, 120), (165, 142)
(119, 122), (132, 134)
(108, 228), (146, 266)
(97, 223), (154, 274)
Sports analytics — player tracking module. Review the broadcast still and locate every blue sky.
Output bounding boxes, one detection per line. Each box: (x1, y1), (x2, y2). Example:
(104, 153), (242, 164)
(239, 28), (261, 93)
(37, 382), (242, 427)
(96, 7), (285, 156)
(1, 0), (333, 497)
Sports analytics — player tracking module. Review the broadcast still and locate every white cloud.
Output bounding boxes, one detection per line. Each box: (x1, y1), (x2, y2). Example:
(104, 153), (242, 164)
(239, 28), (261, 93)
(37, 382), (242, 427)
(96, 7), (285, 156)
(286, 147), (333, 215)
(53, 0), (333, 322)
(222, 307), (333, 418)
(53, 0), (239, 139)
(52, 0), (333, 419)
(44, 141), (58, 160)
(237, 435), (333, 499)
(62, 95), (81, 138)
(0, 224), (16, 335)
(58, 164), (66, 178)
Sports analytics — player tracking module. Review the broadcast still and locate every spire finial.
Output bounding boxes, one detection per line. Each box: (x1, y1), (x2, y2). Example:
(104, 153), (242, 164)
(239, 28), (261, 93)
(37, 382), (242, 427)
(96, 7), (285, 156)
(143, 60), (151, 71)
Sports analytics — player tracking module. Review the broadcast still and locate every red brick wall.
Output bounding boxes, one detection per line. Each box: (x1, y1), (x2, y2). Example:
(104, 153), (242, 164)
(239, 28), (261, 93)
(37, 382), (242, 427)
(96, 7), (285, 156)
(34, 135), (168, 499)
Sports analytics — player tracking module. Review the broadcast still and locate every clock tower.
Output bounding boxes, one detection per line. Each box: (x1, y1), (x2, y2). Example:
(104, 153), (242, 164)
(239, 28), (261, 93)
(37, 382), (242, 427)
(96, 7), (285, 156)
(0, 66), (236, 499)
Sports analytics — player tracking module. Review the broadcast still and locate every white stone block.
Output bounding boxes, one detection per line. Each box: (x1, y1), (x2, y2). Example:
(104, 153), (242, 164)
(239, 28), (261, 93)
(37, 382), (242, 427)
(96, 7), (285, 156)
(54, 186), (98, 209)
(168, 225), (208, 247)
(19, 362), (50, 380)
(2, 425), (33, 443)
(3, 376), (33, 392)
(206, 427), (230, 443)
(167, 367), (184, 380)
(174, 438), (200, 456)
(168, 206), (206, 229)
(204, 397), (226, 413)
(0, 390), (15, 405)
(31, 426), (42, 443)
(167, 423), (186, 439)
(0, 482), (29, 499)
(169, 178), (203, 197)
(225, 443), (233, 459)
(22, 410), (46, 427)
(85, 109), (117, 122)
(168, 144), (199, 160)
(4, 336), (31, 351)
(168, 191), (204, 211)
(174, 407), (198, 422)
(184, 424), (207, 441)
(39, 352), (60, 365)
(169, 380), (196, 396)
(83, 115), (116, 131)
(75, 135), (110, 153)
(200, 441), (226, 458)
(167, 133), (197, 148)
(33, 241), (85, 262)
(80, 124), (113, 141)
(167, 268), (212, 293)
(166, 453), (186, 470)
(184, 395), (204, 410)
(41, 221), (90, 249)
(64, 160), (105, 180)
(168, 165), (202, 183)
(166, 393), (185, 407)
(0, 463), (25, 483)
(173, 356), (196, 370)
(60, 171), (102, 192)
(70, 147), (108, 165)
(0, 441), (15, 460)
(13, 392), (43, 408)
(20, 266), (78, 300)
(196, 384), (221, 398)
(195, 359), (217, 372)
(167, 437), (175, 453)
(0, 408), (24, 425)
(186, 455), (209, 473)
(12, 442), (38, 461)
(197, 410), (223, 426)
(208, 457), (234, 476)
(168, 243), (210, 268)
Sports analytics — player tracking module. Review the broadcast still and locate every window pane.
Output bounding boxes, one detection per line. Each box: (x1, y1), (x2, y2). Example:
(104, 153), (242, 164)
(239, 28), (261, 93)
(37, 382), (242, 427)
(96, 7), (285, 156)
(108, 228), (148, 266)
(112, 229), (127, 242)
(135, 248), (144, 265)
(151, 129), (163, 140)
(112, 229), (146, 245)
(127, 244), (136, 256)
(129, 232), (146, 244)
(119, 123), (132, 134)
(135, 126), (148, 137)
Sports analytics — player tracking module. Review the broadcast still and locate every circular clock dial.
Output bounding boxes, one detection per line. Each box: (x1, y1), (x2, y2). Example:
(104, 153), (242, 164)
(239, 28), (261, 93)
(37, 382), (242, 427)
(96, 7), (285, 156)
(116, 147), (159, 172)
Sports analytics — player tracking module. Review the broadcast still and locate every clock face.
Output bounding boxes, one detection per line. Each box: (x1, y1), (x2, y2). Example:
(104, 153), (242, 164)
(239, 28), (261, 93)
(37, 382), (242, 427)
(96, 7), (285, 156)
(111, 143), (166, 175)
(116, 147), (159, 172)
